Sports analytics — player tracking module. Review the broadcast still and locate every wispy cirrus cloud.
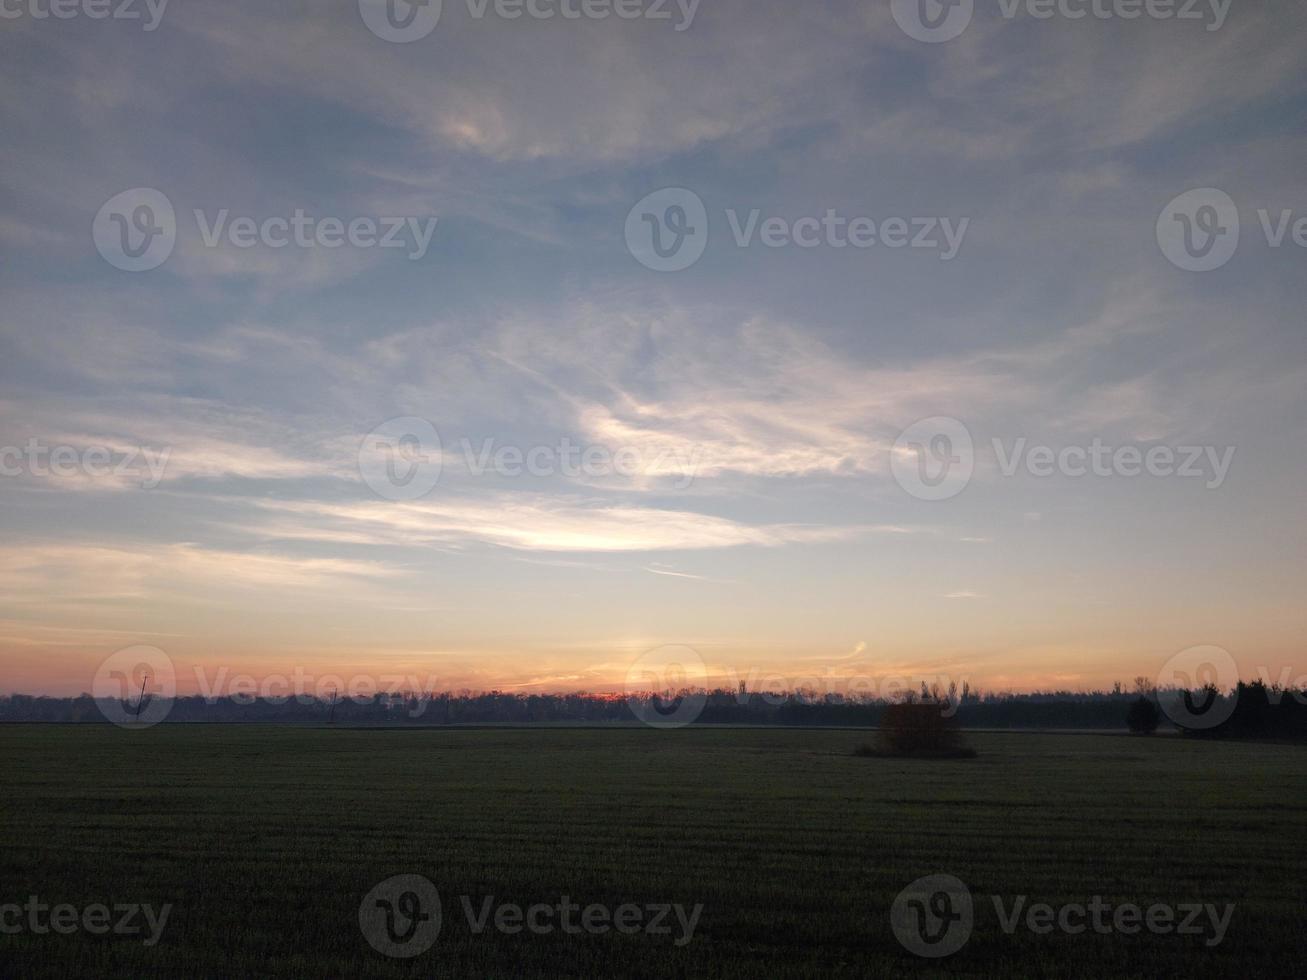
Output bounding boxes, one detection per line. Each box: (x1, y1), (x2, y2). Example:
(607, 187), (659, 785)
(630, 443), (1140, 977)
(0, 542), (397, 616)
(247, 495), (885, 554)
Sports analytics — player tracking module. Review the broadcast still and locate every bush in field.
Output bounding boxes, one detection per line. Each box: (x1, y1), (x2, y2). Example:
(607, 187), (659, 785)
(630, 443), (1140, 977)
(862, 701), (976, 758)
(1126, 696), (1160, 734)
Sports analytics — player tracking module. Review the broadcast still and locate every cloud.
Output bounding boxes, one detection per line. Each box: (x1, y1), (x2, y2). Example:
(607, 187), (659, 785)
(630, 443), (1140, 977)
(249, 495), (872, 553)
(165, 0), (871, 166)
(644, 563), (727, 582)
(0, 542), (396, 617)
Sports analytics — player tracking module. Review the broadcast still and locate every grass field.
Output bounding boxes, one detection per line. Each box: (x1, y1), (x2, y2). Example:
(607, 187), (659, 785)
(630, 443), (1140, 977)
(1, 726), (1303, 978)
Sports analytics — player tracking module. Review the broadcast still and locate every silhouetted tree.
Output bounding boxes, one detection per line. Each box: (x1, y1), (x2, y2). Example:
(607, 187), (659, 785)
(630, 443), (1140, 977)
(875, 701), (975, 757)
(1126, 696), (1160, 734)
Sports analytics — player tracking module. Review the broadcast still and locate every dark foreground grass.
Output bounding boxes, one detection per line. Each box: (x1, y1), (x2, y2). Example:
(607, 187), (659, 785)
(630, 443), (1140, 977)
(1, 726), (1303, 978)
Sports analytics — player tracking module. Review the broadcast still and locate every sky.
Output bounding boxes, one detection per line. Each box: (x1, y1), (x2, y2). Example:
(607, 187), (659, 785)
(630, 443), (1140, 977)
(1, 0), (1304, 698)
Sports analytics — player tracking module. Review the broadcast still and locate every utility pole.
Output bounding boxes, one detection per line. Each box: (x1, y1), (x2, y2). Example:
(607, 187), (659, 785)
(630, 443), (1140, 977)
(133, 674), (149, 720)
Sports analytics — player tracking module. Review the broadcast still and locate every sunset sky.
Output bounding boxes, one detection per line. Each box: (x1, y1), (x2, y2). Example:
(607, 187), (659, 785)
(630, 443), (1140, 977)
(1, 1), (1304, 697)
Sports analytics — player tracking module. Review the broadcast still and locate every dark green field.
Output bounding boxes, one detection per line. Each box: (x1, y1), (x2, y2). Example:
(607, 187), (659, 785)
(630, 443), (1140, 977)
(1, 726), (1303, 978)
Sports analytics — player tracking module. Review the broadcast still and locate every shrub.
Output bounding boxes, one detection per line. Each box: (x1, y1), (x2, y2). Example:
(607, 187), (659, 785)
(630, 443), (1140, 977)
(865, 701), (976, 758)
(1126, 696), (1160, 735)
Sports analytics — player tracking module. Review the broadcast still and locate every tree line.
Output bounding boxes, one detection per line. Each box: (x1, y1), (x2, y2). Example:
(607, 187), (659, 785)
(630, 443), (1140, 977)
(3, 681), (1302, 736)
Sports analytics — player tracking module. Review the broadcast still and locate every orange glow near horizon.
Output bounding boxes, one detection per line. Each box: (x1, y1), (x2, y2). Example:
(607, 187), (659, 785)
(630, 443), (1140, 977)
(3, 635), (1300, 700)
